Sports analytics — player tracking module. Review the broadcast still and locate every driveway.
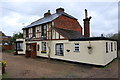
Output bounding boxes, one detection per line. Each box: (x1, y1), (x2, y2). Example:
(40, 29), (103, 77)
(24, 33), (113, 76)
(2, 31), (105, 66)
(2, 52), (118, 78)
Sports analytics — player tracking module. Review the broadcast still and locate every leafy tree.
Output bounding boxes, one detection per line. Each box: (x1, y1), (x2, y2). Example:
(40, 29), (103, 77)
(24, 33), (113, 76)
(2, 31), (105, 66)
(10, 32), (23, 45)
(108, 32), (120, 50)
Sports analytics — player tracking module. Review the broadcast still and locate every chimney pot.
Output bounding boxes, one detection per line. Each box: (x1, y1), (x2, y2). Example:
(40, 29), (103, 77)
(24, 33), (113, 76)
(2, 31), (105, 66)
(44, 10), (51, 17)
(56, 8), (64, 13)
(85, 9), (88, 19)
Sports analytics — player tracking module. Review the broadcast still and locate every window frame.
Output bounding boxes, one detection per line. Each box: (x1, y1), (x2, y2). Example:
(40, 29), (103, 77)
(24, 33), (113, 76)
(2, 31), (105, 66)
(37, 44), (39, 51)
(106, 42), (108, 53)
(55, 43), (64, 56)
(26, 44), (31, 51)
(74, 43), (80, 52)
(114, 42), (117, 51)
(111, 42), (113, 52)
(41, 42), (46, 53)
(41, 24), (47, 36)
(16, 42), (23, 51)
(26, 29), (29, 38)
(32, 27), (36, 37)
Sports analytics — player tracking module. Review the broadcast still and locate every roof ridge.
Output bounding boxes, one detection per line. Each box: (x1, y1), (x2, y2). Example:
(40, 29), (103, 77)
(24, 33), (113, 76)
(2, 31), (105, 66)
(23, 12), (78, 29)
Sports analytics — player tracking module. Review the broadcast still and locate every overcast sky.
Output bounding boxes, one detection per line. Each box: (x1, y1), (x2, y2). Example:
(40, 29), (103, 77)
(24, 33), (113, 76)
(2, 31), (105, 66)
(1, 0), (119, 37)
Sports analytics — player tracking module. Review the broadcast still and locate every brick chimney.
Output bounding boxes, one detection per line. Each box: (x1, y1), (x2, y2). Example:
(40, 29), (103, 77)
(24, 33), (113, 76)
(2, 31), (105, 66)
(56, 8), (64, 13)
(83, 9), (92, 37)
(44, 10), (51, 17)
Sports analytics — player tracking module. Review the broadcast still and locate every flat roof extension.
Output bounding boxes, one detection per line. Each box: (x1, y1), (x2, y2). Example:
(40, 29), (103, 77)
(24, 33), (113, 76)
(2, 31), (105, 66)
(69, 37), (117, 41)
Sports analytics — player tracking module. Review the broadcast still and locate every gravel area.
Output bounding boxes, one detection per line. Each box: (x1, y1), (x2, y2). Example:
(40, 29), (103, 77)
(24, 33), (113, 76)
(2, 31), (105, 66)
(2, 52), (119, 78)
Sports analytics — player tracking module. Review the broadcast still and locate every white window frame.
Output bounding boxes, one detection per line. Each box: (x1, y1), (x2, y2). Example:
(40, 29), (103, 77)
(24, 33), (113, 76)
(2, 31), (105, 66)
(74, 43), (80, 52)
(106, 42), (108, 53)
(16, 42), (23, 51)
(41, 42), (46, 53)
(114, 42), (117, 51)
(55, 43), (64, 56)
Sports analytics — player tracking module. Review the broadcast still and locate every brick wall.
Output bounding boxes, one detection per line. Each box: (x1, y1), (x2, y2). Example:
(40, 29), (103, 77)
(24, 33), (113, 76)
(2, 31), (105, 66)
(54, 15), (82, 34)
(84, 19), (90, 37)
(2, 45), (14, 51)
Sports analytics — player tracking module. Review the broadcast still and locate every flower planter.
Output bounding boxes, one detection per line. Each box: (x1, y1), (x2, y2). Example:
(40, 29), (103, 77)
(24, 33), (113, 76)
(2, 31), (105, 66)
(1, 61), (7, 74)
(88, 46), (92, 49)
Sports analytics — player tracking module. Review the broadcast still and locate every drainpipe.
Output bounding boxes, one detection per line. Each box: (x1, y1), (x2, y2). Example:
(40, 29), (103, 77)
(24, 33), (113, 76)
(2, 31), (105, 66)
(48, 22), (54, 59)
(47, 42), (51, 59)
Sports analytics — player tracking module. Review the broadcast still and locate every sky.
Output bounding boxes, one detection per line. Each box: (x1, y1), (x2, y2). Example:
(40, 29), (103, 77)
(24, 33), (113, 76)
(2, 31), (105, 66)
(0, 0), (119, 37)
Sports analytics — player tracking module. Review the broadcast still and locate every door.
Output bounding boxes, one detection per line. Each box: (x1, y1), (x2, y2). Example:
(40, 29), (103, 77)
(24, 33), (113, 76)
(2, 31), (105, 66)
(31, 43), (37, 58)
(26, 43), (31, 57)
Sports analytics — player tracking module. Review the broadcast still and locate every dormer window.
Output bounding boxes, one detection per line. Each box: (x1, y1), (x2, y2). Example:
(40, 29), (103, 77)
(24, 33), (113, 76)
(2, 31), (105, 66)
(41, 24), (47, 36)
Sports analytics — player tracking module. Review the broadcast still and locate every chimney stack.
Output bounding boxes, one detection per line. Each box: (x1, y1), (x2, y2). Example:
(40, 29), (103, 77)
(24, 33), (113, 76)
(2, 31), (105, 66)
(83, 9), (92, 37)
(44, 10), (51, 17)
(56, 8), (64, 13)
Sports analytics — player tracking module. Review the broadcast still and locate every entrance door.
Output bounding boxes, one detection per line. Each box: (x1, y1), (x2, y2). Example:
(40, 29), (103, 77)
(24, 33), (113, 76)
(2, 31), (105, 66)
(26, 43), (31, 57)
(31, 43), (37, 58)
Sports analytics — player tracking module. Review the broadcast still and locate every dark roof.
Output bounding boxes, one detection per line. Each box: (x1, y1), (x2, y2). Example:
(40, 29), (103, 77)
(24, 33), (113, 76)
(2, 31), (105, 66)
(0, 31), (6, 36)
(2, 36), (11, 38)
(23, 12), (77, 29)
(0, 31), (11, 38)
(69, 37), (117, 41)
(54, 27), (84, 39)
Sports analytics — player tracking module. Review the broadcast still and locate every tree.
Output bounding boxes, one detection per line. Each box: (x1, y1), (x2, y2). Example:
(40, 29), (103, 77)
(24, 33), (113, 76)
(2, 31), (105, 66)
(10, 32), (23, 45)
(108, 32), (120, 50)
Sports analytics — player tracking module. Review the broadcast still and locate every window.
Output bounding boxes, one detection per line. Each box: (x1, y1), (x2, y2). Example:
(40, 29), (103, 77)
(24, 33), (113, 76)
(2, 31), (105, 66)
(26, 44), (31, 51)
(74, 43), (80, 52)
(16, 42), (23, 51)
(32, 27), (36, 37)
(109, 43), (111, 51)
(114, 42), (117, 51)
(111, 42), (113, 52)
(41, 24), (47, 36)
(56, 43), (64, 56)
(106, 42), (108, 53)
(41, 42), (46, 53)
(37, 44), (39, 51)
(26, 29), (29, 38)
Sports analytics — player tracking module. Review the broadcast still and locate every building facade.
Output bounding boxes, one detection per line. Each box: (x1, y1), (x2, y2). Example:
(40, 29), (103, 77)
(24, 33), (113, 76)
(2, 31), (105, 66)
(15, 8), (117, 66)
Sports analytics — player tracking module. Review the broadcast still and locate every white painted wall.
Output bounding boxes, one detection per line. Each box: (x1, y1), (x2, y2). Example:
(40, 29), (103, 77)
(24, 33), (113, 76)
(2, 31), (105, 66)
(36, 40), (117, 66)
(50, 40), (105, 66)
(104, 41), (117, 65)
(18, 39), (117, 66)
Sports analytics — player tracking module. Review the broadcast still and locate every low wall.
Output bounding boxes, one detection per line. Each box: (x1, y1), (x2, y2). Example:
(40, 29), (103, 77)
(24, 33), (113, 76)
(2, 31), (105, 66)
(2, 45), (14, 51)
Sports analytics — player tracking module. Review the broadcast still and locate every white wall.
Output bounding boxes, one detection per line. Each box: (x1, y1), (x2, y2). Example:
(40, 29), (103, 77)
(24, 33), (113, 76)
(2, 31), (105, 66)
(104, 41), (117, 65)
(36, 40), (117, 66)
(20, 39), (117, 66)
(50, 40), (105, 66)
